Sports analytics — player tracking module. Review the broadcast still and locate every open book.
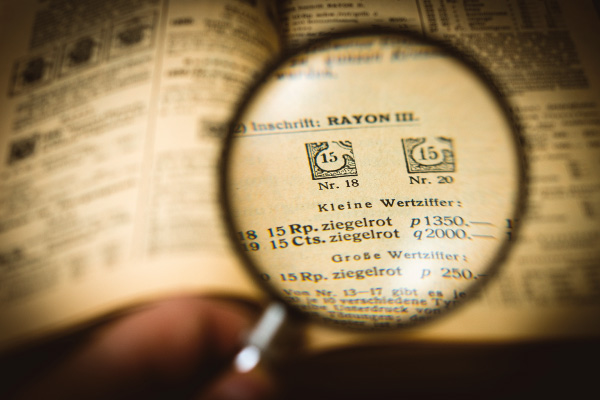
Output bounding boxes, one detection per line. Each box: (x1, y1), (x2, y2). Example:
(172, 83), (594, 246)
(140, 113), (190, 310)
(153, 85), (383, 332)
(1, 0), (599, 356)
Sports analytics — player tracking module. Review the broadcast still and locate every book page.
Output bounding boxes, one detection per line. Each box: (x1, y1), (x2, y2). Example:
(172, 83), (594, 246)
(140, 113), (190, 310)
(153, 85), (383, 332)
(278, 0), (600, 348)
(1, 0), (598, 356)
(0, 0), (279, 351)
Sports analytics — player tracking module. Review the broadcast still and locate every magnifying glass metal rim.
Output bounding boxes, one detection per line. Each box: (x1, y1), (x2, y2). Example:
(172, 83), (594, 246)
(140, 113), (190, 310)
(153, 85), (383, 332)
(219, 27), (528, 331)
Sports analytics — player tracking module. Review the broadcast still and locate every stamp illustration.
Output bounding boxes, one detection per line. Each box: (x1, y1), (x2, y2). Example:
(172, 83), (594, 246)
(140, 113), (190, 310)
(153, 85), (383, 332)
(8, 135), (39, 165)
(10, 51), (58, 95)
(402, 137), (455, 173)
(59, 31), (104, 76)
(305, 141), (357, 180)
(109, 13), (156, 59)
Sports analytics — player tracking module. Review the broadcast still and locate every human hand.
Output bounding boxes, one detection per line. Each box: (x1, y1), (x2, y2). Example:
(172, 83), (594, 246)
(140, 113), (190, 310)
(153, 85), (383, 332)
(3, 297), (276, 400)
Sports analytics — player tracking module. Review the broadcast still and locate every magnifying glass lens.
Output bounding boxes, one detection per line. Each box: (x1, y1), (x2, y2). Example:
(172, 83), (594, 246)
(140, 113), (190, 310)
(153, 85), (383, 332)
(223, 32), (523, 330)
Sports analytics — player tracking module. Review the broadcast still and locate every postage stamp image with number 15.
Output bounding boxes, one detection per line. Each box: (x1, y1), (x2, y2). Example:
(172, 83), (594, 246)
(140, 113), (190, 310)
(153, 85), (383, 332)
(402, 137), (456, 173)
(305, 141), (358, 180)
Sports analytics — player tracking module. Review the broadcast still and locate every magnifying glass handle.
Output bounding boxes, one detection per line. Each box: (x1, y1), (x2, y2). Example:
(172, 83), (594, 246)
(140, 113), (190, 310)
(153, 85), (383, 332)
(234, 302), (290, 373)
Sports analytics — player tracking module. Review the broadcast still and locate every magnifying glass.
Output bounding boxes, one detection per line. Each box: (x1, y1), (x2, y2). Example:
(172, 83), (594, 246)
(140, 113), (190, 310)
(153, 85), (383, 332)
(220, 30), (526, 372)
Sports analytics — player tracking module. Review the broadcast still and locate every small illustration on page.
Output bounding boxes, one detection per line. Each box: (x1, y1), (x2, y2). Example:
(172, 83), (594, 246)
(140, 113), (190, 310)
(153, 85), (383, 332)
(402, 137), (455, 173)
(7, 135), (39, 165)
(109, 13), (156, 59)
(305, 141), (358, 180)
(60, 32), (103, 75)
(10, 51), (57, 95)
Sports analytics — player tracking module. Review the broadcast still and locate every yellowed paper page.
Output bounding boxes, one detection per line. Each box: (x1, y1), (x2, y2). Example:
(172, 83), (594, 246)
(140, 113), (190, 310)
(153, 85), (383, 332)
(1, 0), (598, 356)
(0, 0), (279, 351)
(281, 0), (600, 349)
